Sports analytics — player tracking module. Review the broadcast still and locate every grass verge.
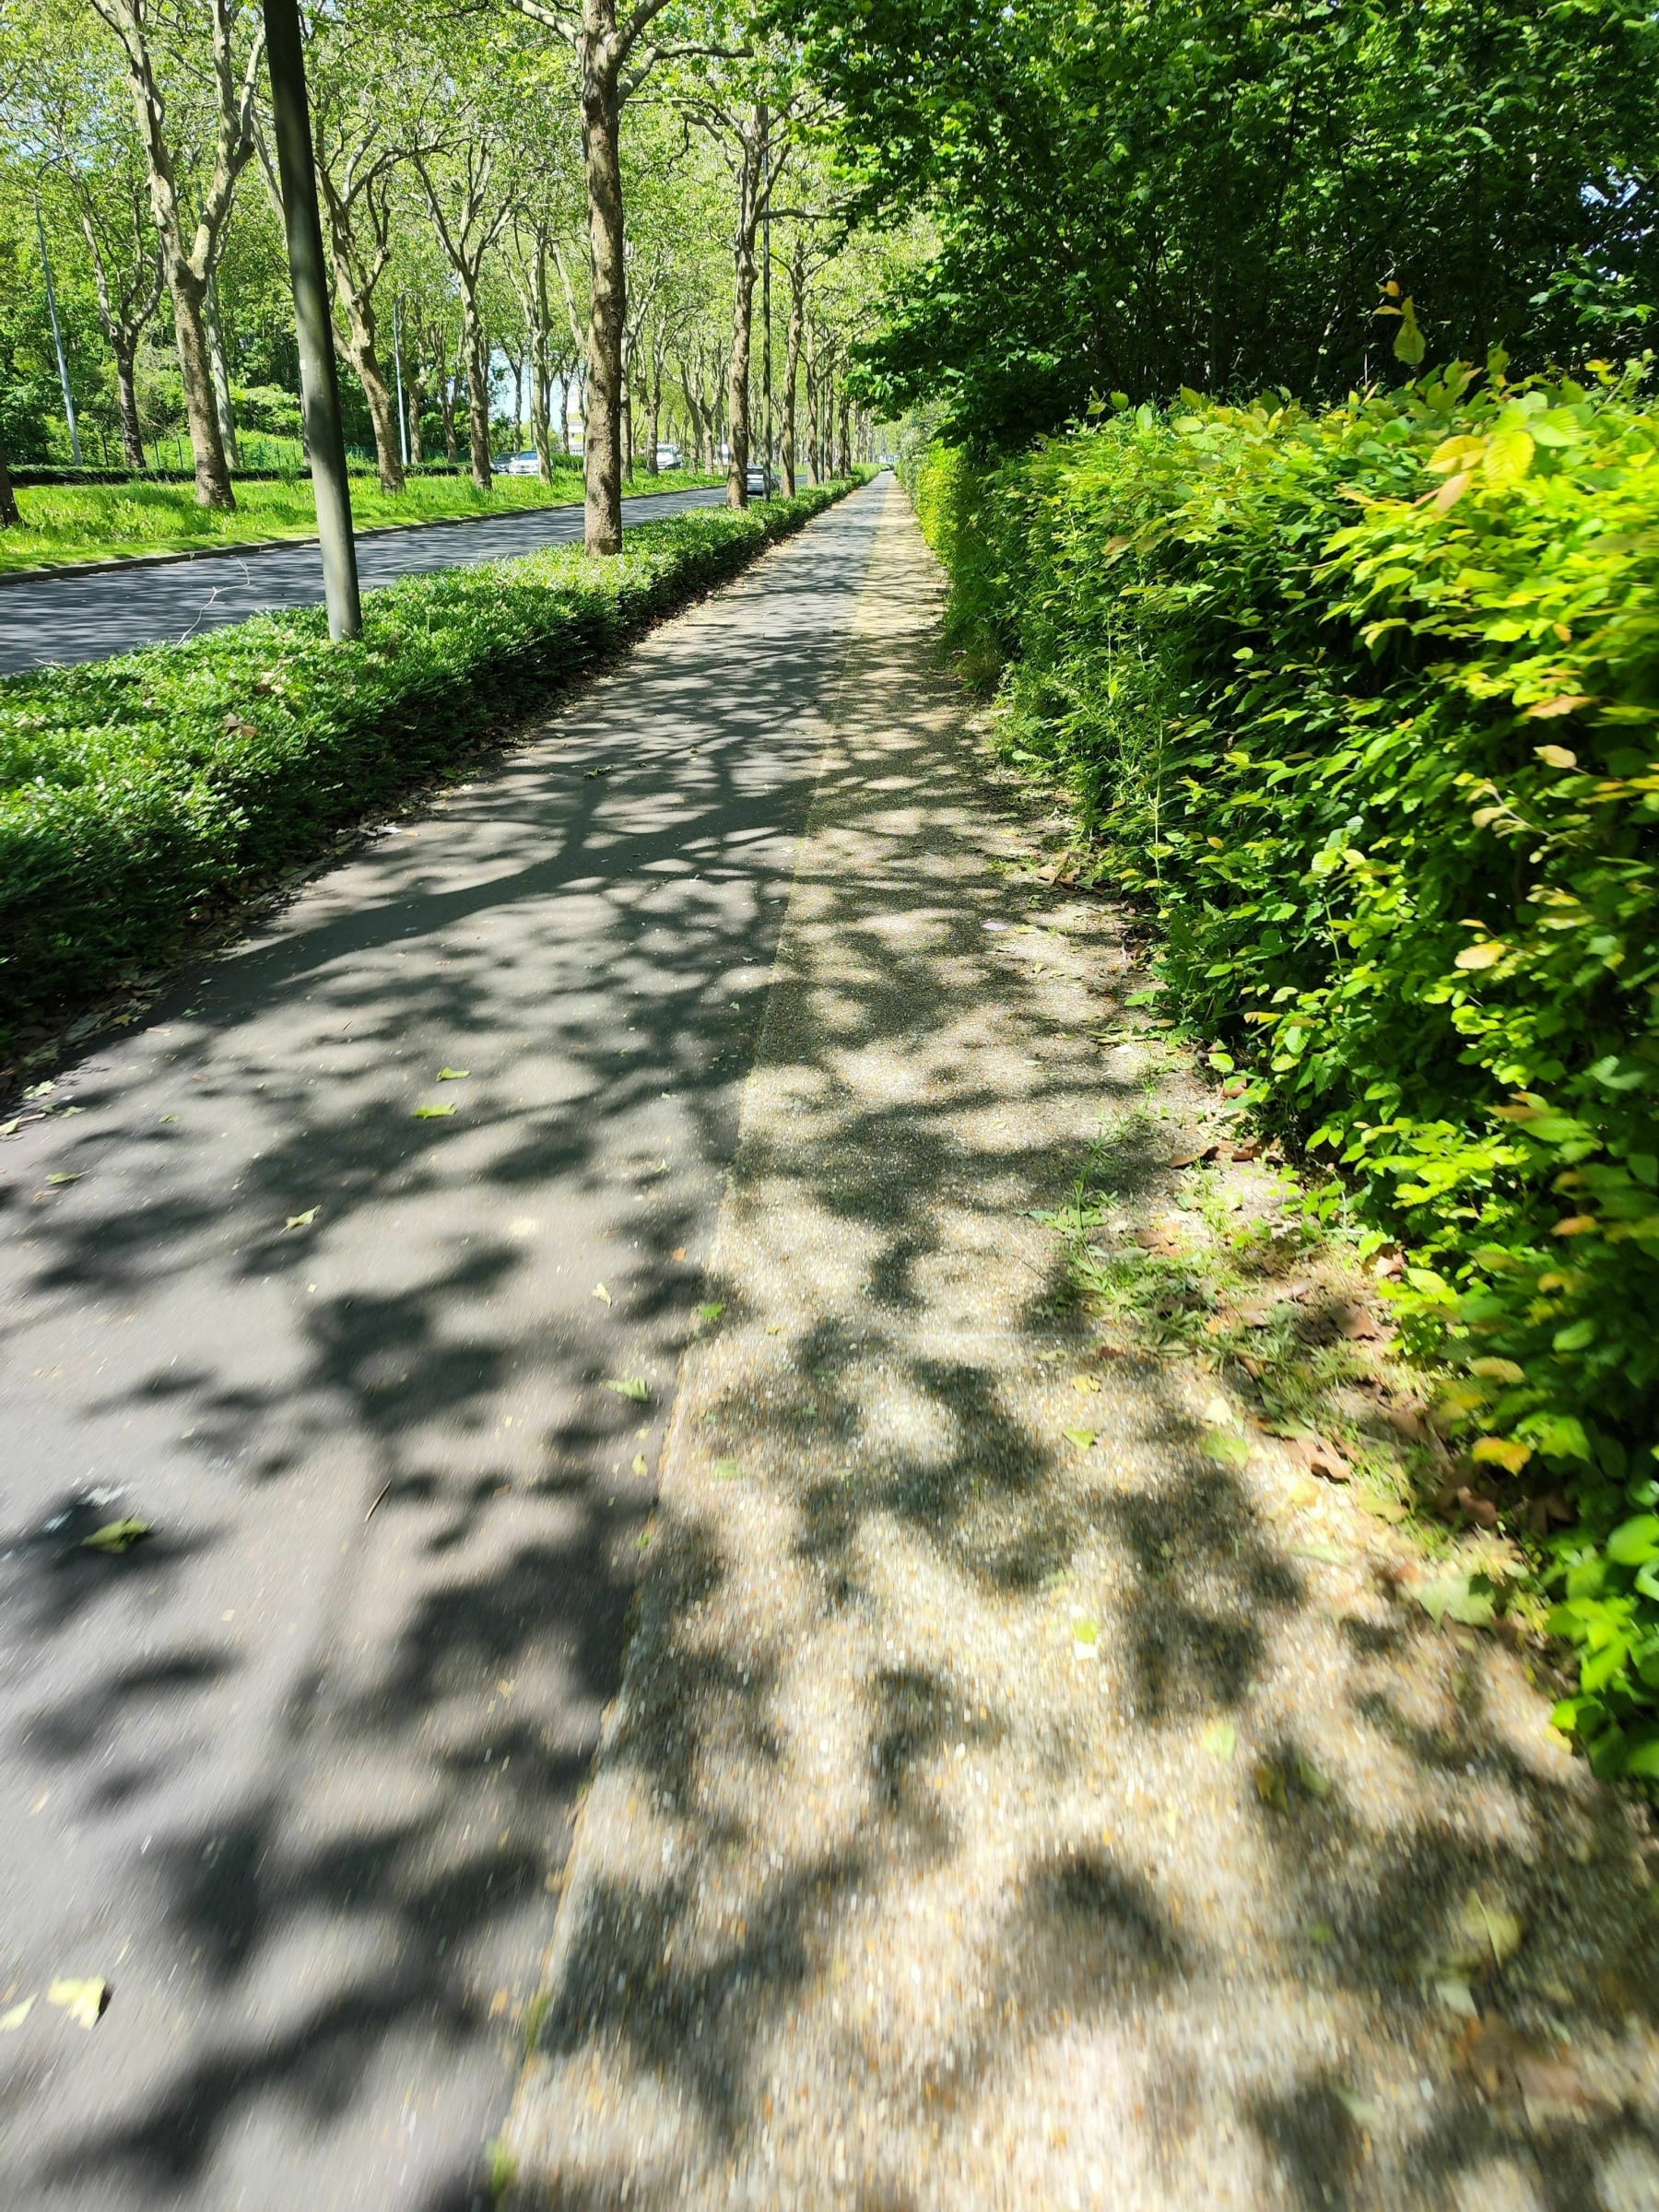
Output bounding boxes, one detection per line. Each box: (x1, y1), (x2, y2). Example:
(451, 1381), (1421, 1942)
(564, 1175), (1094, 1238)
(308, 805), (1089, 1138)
(0, 479), (860, 1062)
(0, 466), (725, 575)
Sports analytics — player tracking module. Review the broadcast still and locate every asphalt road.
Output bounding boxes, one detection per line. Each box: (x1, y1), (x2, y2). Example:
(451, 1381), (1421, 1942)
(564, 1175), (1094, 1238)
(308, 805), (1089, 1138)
(0, 479), (887, 2210)
(0, 485), (728, 675)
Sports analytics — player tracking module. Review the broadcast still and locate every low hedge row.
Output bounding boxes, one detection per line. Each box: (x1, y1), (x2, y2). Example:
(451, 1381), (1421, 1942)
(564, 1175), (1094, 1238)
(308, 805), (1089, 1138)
(908, 371), (1659, 1780)
(0, 479), (857, 1041)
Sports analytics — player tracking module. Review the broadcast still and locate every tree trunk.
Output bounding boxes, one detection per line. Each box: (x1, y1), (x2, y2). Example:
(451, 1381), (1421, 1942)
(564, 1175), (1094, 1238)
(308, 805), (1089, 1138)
(726, 255), (756, 509)
(838, 390), (851, 477)
(621, 383), (634, 482)
(645, 350), (661, 474)
(441, 348), (458, 462)
(0, 427), (18, 526)
(205, 276), (241, 469)
(114, 338), (146, 468)
(167, 260), (235, 506)
(464, 298), (492, 488)
(559, 372), (571, 455)
(344, 318), (405, 492)
(783, 250), (803, 497)
(579, 3), (625, 555)
(408, 361), (427, 465)
(531, 360), (552, 479)
(805, 335), (818, 484)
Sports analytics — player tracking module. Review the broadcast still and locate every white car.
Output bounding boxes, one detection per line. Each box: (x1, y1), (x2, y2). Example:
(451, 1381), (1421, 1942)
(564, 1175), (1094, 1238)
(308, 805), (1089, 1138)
(653, 443), (682, 470)
(494, 451), (541, 477)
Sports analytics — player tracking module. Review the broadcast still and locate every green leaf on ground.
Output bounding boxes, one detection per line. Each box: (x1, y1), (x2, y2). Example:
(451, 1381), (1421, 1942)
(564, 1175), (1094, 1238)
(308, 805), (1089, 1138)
(1202, 1430), (1251, 1467)
(412, 1103), (455, 1119)
(632, 1453), (648, 1477)
(697, 1301), (725, 1322)
(1297, 1754), (1334, 1799)
(81, 1518), (150, 1555)
(44, 1173), (82, 1186)
(286, 1206), (318, 1230)
(605, 1378), (650, 1402)
(1063, 1426), (1100, 1450)
(1201, 1718), (1237, 1761)
(712, 1458), (742, 1481)
(437, 1068), (469, 1080)
(1333, 2087), (1382, 2128)
(1072, 1615), (1100, 1647)
(1308, 1921), (1335, 1947)
(1415, 1572), (1496, 1628)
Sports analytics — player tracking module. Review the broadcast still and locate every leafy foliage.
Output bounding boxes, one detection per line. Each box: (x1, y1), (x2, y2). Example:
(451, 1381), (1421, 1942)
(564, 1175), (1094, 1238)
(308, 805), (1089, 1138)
(788, 0), (1659, 446)
(0, 480), (856, 1038)
(909, 370), (1659, 1775)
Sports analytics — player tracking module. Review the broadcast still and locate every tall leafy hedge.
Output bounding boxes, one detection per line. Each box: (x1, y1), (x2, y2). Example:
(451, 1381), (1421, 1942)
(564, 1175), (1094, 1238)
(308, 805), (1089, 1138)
(908, 371), (1659, 1780)
(0, 481), (855, 1041)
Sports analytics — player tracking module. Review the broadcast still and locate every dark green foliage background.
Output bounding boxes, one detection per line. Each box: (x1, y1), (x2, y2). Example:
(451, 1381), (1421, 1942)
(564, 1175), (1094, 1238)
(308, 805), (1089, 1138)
(906, 378), (1659, 1776)
(0, 482), (853, 1041)
(782, 0), (1659, 446)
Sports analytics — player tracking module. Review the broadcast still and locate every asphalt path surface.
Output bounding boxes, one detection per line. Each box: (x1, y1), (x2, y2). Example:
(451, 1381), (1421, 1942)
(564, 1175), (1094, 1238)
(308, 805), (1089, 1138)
(0, 479), (886, 2210)
(0, 485), (727, 675)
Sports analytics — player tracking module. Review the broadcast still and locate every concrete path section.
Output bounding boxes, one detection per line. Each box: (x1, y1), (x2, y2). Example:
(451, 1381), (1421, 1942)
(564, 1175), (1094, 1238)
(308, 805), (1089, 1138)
(0, 483), (884, 2210)
(0, 485), (725, 675)
(502, 486), (1659, 2210)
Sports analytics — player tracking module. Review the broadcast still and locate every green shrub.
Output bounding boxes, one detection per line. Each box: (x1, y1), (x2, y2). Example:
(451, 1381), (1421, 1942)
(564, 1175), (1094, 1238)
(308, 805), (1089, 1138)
(0, 481), (855, 1042)
(912, 371), (1659, 1782)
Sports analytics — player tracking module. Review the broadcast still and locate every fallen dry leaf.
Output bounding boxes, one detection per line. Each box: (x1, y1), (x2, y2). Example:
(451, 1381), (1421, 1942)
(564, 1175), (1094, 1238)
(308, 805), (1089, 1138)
(1336, 1301), (1385, 1342)
(1459, 2018), (1601, 2119)
(1455, 1485), (1500, 1528)
(1168, 1144), (1216, 1170)
(1289, 1433), (1351, 1483)
(592, 1283), (613, 1306)
(47, 1978), (107, 2030)
(0, 1996), (36, 2032)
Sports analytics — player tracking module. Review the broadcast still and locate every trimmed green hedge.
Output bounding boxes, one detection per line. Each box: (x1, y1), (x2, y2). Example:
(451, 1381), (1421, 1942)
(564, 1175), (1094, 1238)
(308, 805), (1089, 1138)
(909, 371), (1659, 1781)
(0, 481), (857, 1041)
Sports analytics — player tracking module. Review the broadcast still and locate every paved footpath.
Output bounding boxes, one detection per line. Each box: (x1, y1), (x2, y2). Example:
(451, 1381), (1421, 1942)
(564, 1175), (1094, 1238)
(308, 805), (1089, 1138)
(0, 484), (724, 674)
(0, 483), (882, 2209)
(501, 487), (1659, 2209)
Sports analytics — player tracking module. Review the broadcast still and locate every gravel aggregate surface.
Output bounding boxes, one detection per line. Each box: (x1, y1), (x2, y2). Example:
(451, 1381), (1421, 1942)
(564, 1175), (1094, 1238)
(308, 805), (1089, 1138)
(503, 482), (1659, 2210)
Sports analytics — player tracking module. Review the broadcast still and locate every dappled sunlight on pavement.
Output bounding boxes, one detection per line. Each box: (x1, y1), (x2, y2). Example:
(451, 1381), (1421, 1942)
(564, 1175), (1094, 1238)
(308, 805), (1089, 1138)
(0, 488), (881, 2211)
(503, 486), (1659, 2212)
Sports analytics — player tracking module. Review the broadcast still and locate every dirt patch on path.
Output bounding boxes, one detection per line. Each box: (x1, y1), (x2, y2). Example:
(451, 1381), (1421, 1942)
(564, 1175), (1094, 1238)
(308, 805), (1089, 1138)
(501, 481), (1659, 2211)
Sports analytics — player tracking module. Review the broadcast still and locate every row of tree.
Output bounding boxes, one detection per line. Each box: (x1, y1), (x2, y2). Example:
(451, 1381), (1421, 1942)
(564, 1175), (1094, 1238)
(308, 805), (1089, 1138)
(0, 0), (903, 548)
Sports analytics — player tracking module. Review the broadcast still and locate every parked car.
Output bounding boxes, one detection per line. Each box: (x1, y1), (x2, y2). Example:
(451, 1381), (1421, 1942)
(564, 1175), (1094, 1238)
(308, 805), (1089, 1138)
(495, 451), (541, 477)
(653, 443), (682, 470)
(745, 463), (772, 498)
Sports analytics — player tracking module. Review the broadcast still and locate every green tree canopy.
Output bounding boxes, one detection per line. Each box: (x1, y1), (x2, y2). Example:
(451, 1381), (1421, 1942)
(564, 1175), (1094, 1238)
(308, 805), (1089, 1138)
(780, 0), (1659, 446)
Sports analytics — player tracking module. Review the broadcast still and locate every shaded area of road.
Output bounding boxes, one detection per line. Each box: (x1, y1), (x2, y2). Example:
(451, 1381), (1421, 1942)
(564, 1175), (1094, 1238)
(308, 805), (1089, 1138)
(0, 482), (884, 2210)
(0, 485), (727, 675)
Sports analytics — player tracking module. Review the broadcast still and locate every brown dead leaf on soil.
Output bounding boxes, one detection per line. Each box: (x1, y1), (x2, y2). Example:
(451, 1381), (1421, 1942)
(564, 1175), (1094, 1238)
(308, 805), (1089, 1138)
(1288, 1434), (1352, 1483)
